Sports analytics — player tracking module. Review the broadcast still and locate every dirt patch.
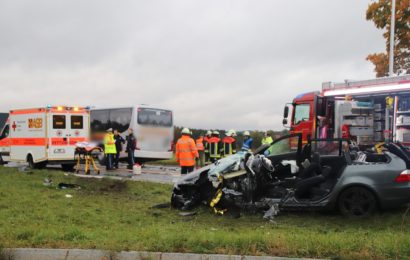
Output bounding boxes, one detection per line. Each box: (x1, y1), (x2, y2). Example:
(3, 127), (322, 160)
(99, 181), (127, 192)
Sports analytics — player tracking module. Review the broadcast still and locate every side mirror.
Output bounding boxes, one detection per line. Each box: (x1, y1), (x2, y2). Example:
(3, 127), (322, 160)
(282, 118), (288, 125)
(283, 106), (289, 118)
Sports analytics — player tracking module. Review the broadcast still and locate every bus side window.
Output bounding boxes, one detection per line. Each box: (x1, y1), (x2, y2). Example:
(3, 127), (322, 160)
(0, 125), (9, 139)
(91, 110), (109, 132)
(53, 115), (66, 129)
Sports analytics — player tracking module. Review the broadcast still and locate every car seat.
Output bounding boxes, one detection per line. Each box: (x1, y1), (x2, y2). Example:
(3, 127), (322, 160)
(295, 152), (332, 198)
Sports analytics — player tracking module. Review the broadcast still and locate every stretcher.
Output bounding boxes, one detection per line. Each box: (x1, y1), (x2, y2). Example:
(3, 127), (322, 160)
(74, 142), (102, 175)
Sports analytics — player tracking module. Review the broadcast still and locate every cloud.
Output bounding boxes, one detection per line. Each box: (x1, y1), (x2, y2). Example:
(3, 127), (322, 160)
(0, 0), (385, 130)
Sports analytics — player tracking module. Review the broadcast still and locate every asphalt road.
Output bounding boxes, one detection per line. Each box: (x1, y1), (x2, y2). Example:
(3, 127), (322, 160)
(5, 162), (182, 185)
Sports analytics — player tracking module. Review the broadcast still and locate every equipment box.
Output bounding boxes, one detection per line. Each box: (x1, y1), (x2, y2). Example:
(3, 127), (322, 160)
(350, 126), (374, 136)
(397, 115), (410, 126)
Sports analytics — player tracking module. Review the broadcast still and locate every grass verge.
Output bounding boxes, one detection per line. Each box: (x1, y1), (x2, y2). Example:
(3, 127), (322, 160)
(0, 166), (409, 259)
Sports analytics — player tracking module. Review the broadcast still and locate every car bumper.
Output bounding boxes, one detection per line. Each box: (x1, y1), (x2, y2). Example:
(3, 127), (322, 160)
(378, 184), (410, 209)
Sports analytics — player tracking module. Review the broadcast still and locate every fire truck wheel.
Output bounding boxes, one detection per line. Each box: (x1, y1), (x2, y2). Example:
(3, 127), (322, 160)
(61, 164), (75, 172)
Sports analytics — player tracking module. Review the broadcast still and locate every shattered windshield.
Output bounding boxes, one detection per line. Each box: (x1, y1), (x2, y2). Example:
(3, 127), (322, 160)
(208, 152), (247, 180)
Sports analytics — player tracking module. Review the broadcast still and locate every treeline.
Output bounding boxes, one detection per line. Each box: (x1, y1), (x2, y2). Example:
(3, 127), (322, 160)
(174, 126), (289, 149)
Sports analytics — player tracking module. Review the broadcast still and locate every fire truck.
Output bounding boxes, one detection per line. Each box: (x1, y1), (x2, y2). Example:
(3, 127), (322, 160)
(0, 106), (90, 170)
(283, 75), (410, 147)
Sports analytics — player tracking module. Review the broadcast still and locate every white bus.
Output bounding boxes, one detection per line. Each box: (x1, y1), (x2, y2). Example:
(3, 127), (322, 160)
(90, 106), (174, 163)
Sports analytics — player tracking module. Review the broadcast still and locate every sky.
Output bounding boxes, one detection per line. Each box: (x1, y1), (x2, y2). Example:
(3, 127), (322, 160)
(0, 0), (385, 131)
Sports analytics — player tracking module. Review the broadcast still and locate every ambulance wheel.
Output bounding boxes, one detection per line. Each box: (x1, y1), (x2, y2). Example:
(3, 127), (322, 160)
(0, 155), (5, 165)
(27, 155), (46, 169)
(61, 164), (75, 172)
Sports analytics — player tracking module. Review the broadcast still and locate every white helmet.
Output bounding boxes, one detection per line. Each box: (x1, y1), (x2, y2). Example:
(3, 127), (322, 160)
(243, 130), (250, 136)
(181, 128), (191, 135)
(228, 129), (237, 137)
(213, 130), (220, 135)
(206, 130), (212, 136)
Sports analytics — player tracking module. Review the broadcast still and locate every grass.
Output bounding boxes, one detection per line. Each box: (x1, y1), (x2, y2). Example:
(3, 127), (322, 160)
(0, 166), (410, 259)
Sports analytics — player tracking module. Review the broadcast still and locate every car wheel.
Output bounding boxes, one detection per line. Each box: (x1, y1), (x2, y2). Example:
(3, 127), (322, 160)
(338, 186), (377, 218)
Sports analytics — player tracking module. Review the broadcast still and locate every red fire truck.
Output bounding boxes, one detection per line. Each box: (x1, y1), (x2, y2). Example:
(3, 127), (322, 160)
(283, 75), (410, 147)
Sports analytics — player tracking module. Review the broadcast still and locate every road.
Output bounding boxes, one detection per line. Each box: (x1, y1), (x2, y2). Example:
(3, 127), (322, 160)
(5, 162), (182, 184)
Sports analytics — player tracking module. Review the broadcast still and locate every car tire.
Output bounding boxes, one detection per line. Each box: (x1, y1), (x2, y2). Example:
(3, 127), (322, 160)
(338, 186), (377, 218)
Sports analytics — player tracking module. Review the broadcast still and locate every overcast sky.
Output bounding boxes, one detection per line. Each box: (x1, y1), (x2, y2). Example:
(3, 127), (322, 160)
(0, 0), (385, 131)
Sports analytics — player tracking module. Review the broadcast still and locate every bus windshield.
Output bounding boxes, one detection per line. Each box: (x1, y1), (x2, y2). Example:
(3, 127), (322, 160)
(137, 108), (172, 127)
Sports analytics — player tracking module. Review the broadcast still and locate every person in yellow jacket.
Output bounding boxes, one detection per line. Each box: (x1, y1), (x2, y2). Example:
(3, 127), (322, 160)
(261, 131), (273, 145)
(104, 128), (117, 170)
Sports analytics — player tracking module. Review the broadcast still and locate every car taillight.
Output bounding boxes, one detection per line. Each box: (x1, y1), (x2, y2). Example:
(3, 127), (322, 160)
(395, 170), (410, 183)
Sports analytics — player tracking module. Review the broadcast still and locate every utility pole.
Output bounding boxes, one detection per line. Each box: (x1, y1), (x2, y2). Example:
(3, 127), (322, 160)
(389, 0), (396, 76)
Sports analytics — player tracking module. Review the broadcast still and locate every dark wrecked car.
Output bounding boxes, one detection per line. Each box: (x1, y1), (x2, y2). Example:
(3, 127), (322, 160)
(171, 134), (410, 218)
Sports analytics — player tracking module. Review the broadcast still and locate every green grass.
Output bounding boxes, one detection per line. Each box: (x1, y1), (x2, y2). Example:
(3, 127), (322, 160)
(0, 166), (410, 259)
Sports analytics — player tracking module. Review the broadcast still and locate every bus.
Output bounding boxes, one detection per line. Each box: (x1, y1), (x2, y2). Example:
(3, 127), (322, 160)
(90, 106), (174, 163)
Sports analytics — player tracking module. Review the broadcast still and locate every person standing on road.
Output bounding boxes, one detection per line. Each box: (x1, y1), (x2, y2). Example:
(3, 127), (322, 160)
(222, 130), (237, 157)
(126, 128), (137, 169)
(241, 131), (253, 152)
(104, 128), (117, 170)
(113, 129), (125, 169)
(203, 130), (212, 164)
(175, 128), (199, 174)
(195, 134), (205, 168)
(261, 131), (273, 145)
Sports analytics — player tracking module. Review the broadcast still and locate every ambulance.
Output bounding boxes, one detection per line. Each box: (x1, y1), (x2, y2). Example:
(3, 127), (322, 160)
(0, 106), (90, 170)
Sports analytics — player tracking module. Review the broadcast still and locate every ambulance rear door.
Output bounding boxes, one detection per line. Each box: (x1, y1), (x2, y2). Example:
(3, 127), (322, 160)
(67, 111), (89, 146)
(48, 112), (73, 160)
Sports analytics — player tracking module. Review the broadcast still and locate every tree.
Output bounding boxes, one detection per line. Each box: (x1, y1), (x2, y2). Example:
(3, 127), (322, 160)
(366, 0), (410, 77)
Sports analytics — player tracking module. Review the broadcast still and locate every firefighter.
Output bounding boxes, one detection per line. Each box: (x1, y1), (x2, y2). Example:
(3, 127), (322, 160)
(241, 131), (253, 152)
(209, 131), (222, 163)
(104, 128), (117, 170)
(175, 128), (199, 174)
(222, 130), (237, 157)
(196, 134), (205, 167)
(203, 130), (212, 164)
(261, 131), (273, 145)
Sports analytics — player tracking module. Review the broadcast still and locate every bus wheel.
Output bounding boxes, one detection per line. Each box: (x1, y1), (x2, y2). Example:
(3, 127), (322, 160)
(0, 155), (5, 165)
(62, 164), (75, 172)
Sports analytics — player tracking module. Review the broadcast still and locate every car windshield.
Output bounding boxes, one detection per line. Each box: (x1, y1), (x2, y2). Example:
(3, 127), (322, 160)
(208, 152), (246, 177)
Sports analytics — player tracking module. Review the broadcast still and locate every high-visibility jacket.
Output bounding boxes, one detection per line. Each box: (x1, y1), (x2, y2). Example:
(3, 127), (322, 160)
(175, 135), (199, 167)
(241, 137), (253, 151)
(261, 136), (273, 145)
(222, 136), (236, 156)
(104, 133), (117, 154)
(203, 136), (210, 153)
(196, 137), (204, 151)
(208, 137), (222, 159)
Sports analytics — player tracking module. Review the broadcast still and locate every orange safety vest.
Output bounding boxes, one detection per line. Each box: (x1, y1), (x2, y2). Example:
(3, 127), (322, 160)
(175, 135), (199, 166)
(196, 137), (204, 151)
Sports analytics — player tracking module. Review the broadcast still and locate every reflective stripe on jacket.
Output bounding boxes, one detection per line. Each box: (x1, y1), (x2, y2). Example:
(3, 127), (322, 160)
(175, 135), (199, 166)
(196, 137), (204, 151)
(222, 136), (236, 156)
(241, 137), (253, 151)
(208, 137), (222, 158)
(104, 133), (117, 154)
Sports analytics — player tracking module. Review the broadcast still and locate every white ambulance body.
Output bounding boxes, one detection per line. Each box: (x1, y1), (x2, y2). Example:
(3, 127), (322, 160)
(0, 106), (90, 169)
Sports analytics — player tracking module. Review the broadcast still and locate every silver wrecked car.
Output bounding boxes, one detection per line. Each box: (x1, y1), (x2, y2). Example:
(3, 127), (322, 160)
(171, 134), (410, 217)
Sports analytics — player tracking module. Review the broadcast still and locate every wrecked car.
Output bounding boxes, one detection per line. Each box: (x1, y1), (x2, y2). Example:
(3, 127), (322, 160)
(171, 134), (410, 218)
